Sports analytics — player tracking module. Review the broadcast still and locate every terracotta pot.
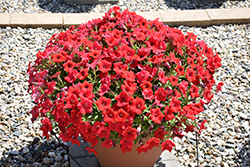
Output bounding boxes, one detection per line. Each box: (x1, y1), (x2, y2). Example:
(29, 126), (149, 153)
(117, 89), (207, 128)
(94, 140), (162, 167)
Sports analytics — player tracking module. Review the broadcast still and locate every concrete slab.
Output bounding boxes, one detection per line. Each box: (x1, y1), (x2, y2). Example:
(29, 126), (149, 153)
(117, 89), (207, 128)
(69, 141), (101, 167)
(10, 13), (63, 28)
(63, 13), (105, 28)
(159, 9), (211, 27)
(69, 139), (179, 167)
(0, 13), (11, 27)
(136, 12), (162, 22)
(206, 8), (250, 25)
(154, 151), (179, 167)
(0, 8), (248, 29)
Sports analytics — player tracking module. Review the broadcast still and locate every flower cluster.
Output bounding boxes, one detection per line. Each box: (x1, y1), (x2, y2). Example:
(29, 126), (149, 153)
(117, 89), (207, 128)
(27, 6), (223, 155)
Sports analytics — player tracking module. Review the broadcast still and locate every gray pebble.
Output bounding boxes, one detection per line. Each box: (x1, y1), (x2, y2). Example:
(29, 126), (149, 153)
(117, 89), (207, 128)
(55, 155), (63, 162)
(22, 147), (29, 154)
(43, 157), (51, 165)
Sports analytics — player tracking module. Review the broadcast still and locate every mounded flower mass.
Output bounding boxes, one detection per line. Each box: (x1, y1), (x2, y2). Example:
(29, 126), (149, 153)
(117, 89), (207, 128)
(27, 6), (223, 155)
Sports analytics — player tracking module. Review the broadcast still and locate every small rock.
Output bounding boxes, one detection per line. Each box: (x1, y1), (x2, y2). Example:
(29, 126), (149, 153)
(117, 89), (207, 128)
(242, 121), (249, 132)
(55, 155), (63, 162)
(64, 161), (70, 167)
(225, 143), (235, 148)
(226, 139), (235, 144)
(10, 151), (19, 156)
(13, 130), (22, 136)
(32, 136), (41, 146)
(48, 151), (56, 157)
(33, 162), (42, 167)
(43, 157), (51, 165)
(219, 146), (225, 152)
(64, 154), (68, 161)
(183, 154), (189, 160)
(23, 147), (30, 154)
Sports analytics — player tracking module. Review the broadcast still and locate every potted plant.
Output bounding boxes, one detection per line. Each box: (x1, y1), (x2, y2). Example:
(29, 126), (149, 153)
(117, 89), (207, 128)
(27, 6), (223, 167)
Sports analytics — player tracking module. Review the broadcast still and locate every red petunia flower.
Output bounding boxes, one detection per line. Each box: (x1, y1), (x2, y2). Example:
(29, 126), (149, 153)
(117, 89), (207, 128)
(95, 96), (111, 112)
(121, 81), (137, 96)
(137, 47), (149, 61)
(40, 117), (52, 139)
(77, 97), (93, 114)
(88, 50), (102, 59)
(103, 108), (117, 123)
(198, 119), (207, 133)
(102, 139), (113, 149)
(203, 90), (214, 103)
(122, 126), (137, 141)
(161, 140), (175, 152)
(169, 75), (178, 87)
(51, 53), (66, 63)
(113, 62), (127, 74)
(131, 97), (146, 115)
(179, 80), (189, 97)
(140, 80), (152, 91)
(64, 69), (78, 83)
(116, 108), (130, 123)
(186, 68), (196, 83)
(154, 87), (168, 101)
(158, 71), (169, 84)
(150, 108), (164, 124)
(85, 147), (98, 155)
(79, 88), (95, 100)
(78, 80), (93, 92)
(142, 89), (154, 100)
(216, 82), (224, 92)
(183, 105), (196, 120)
(135, 70), (150, 84)
(154, 128), (167, 140)
(115, 91), (132, 107)
(98, 59), (112, 73)
(98, 127), (111, 139)
(111, 29), (123, 38)
(137, 144), (149, 154)
(93, 121), (105, 134)
(146, 137), (160, 150)
(175, 63), (185, 76)
(91, 41), (102, 50)
(122, 46), (137, 62)
(187, 57), (196, 69)
(120, 139), (134, 154)
(106, 36), (119, 47)
(63, 60), (77, 72)
(169, 97), (181, 113)
(213, 53), (222, 68)
(190, 84), (200, 98)
(76, 68), (88, 80)
(164, 106), (175, 121)
(45, 81), (56, 95)
(65, 93), (79, 109)
(134, 29), (146, 41)
(123, 70), (136, 82)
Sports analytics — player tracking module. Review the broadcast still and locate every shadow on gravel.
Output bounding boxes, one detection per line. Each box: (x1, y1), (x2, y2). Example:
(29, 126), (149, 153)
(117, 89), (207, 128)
(0, 137), (70, 167)
(37, 0), (244, 13)
(234, 139), (250, 167)
(38, 0), (98, 13)
(155, 157), (166, 167)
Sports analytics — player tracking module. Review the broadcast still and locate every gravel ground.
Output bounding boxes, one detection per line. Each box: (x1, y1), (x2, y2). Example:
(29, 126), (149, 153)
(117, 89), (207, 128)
(0, 0), (250, 167)
(0, 0), (250, 13)
(0, 23), (249, 166)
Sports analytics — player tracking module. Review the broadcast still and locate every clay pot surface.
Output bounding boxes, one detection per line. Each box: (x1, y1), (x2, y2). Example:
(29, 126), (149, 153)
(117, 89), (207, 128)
(94, 140), (162, 167)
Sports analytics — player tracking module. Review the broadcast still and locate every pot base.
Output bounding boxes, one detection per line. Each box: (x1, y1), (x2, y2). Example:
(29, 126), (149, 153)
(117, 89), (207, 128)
(94, 140), (162, 167)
